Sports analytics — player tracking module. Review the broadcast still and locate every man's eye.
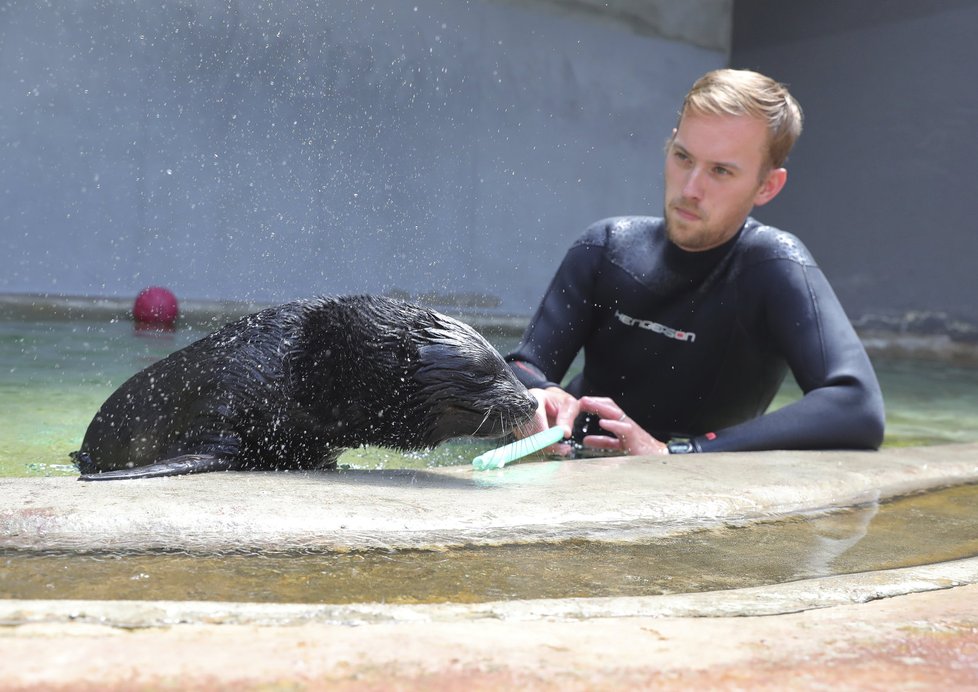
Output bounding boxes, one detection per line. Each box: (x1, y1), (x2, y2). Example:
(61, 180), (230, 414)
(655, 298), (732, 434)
(713, 166), (731, 176)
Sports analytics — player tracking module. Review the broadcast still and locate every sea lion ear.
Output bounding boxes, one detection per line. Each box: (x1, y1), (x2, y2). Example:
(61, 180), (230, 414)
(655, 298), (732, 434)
(416, 342), (456, 368)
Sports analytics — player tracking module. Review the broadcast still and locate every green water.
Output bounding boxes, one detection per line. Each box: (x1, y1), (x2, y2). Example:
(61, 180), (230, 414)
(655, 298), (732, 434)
(2, 319), (977, 477)
(4, 484), (978, 604)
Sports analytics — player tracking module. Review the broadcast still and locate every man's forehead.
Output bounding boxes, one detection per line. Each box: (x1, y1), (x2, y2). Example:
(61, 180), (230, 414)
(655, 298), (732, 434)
(673, 112), (768, 168)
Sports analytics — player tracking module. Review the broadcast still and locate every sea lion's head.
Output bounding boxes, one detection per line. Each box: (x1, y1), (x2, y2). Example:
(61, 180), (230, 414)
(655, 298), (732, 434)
(306, 296), (537, 452)
(408, 311), (537, 447)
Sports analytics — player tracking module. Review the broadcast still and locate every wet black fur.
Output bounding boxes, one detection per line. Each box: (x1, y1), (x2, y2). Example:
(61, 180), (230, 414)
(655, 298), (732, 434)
(71, 295), (537, 480)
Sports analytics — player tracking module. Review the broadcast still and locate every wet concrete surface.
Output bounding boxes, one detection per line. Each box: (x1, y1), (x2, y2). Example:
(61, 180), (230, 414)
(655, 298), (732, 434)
(4, 443), (978, 552)
(3, 443), (978, 689)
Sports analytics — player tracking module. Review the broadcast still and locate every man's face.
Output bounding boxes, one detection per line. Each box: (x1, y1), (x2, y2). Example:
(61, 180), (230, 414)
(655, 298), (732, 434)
(663, 112), (785, 252)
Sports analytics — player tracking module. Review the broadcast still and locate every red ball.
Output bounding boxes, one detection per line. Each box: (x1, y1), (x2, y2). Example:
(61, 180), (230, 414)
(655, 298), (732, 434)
(132, 286), (179, 327)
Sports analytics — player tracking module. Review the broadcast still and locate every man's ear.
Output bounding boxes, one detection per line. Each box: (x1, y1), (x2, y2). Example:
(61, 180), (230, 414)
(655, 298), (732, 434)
(754, 167), (787, 206)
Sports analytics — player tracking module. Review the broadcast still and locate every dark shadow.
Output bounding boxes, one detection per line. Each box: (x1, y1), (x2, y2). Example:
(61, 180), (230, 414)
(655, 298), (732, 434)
(237, 460), (570, 490)
(247, 467), (488, 490)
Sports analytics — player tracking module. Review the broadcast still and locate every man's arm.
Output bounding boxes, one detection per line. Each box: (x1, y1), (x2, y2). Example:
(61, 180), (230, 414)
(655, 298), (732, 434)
(693, 261), (885, 452)
(506, 239), (604, 392)
(506, 233), (607, 441)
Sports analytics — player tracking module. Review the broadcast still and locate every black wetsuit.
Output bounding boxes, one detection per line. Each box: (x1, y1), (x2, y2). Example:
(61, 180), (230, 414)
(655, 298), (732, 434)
(506, 216), (885, 452)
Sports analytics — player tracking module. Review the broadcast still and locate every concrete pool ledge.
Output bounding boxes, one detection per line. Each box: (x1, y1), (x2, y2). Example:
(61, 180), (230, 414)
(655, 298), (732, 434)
(2, 442), (978, 553)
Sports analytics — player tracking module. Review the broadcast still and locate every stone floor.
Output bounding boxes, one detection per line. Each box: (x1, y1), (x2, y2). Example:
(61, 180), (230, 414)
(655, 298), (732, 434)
(3, 578), (978, 690)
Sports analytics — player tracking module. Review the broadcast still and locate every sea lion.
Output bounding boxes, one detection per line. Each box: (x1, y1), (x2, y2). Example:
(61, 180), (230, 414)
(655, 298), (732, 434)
(71, 295), (537, 480)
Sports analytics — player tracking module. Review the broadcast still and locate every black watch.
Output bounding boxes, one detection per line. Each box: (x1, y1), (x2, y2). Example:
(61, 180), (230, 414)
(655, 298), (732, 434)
(666, 439), (697, 454)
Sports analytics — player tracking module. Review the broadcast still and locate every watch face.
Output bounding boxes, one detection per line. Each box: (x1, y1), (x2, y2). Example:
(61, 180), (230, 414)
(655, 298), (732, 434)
(667, 440), (695, 454)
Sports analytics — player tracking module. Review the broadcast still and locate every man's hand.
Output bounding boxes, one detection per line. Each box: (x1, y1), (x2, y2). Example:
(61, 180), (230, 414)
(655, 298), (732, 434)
(521, 386), (579, 455)
(578, 396), (668, 456)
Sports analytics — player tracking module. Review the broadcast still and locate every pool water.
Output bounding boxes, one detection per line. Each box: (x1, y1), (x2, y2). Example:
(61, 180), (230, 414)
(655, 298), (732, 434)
(2, 319), (977, 477)
(3, 484), (978, 604)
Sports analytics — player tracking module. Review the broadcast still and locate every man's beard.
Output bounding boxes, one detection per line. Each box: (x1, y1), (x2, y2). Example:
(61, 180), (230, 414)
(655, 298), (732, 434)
(664, 199), (708, 249)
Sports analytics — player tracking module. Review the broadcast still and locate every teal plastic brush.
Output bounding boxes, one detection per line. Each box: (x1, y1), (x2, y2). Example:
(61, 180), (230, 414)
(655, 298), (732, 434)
(472, 426), (566, 471)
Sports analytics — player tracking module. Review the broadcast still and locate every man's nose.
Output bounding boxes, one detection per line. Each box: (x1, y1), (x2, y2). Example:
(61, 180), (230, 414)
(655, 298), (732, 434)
(681, 167), (705, 200)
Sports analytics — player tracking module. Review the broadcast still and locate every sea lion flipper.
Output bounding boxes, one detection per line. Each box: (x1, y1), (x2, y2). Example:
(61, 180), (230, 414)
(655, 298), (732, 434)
(77, 454), (233, 481)
(69, 450), (97, 475)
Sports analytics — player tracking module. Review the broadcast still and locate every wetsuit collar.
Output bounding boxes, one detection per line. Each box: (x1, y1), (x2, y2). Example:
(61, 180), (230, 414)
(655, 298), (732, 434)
(663, 218), (747, 277)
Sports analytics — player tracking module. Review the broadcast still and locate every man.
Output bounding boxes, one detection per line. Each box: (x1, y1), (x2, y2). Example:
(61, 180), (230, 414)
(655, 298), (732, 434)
(506, 69), (885, 455)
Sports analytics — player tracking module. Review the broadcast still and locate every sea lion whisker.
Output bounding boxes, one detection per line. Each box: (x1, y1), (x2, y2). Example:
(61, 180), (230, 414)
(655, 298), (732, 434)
(470, 406), (494, 437)
(514, 419), (535, 439)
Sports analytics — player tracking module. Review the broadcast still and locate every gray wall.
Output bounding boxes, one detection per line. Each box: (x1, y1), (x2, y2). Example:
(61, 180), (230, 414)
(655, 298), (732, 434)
(1, 0), (724, 314)
(731, 0), (978, 337)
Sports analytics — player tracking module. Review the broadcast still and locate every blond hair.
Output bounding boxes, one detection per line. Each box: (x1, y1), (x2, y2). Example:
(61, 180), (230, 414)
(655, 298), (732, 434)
(678, 69), (803, 170)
